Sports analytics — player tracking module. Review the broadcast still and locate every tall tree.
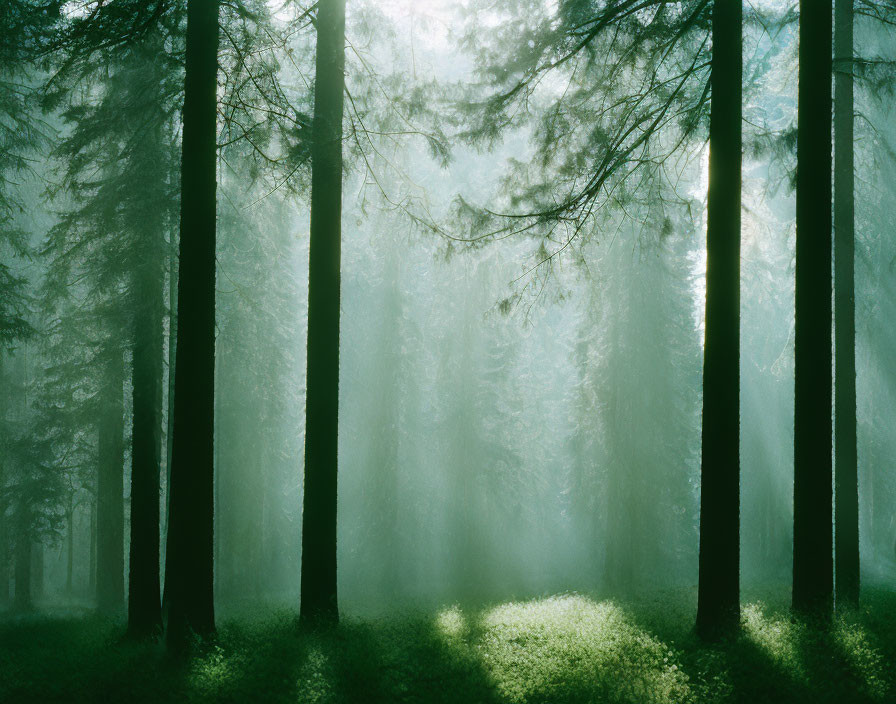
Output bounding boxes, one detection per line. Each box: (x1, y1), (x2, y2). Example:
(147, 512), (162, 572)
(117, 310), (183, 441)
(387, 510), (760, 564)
(793, 0), (834, 618)
(164, 0), (221, 647)
(696, 0), (743, 639)
(41, 28), (176, 622)
(833, 0), (859, 610)
(300, 0), (346, 627)
(127, 126), (167, 637)
(96, 350), (125, 614)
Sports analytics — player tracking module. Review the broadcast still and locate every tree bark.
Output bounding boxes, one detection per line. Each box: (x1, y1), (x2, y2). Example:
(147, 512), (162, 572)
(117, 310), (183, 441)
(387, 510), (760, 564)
(793, 0), (834, 619)
(834, 0), (859, 610)
(127, 269), (164, 637)
(300, 0), (346, 627)
(696, 0), (743, 640)
(164, 0), (220, 649)
(96, 351), (125, 615)
(127, 77), (167, 637)
(161, 194), (178, 617)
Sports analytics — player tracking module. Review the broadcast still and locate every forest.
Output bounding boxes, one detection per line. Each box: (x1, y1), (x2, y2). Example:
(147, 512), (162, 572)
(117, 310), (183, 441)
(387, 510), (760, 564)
(1, 0), (895, 702)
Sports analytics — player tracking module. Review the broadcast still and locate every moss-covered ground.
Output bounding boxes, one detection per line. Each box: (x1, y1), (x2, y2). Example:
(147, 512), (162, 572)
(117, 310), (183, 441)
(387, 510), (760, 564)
(2, 587), (895, 703)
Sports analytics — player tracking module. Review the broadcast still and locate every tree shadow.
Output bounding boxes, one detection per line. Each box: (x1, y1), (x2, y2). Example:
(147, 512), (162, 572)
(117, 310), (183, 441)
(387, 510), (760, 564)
(3, 589), (894, 703)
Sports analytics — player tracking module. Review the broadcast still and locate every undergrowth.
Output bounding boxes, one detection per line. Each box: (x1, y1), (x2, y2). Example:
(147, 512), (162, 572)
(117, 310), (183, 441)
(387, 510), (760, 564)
(1, 587), (894, 703)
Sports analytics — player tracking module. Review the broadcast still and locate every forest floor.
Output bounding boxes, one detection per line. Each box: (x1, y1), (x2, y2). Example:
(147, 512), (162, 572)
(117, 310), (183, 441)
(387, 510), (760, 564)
(2, 587), (895, 703)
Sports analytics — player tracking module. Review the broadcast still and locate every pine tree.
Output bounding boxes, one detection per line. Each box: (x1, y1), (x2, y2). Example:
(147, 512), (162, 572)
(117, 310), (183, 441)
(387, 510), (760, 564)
(833, 0), (859, 610)
(300, 0), (347, 627)
(793, 0), (834, 619)
(696, 0), (743, 640)
(95, 350), (125, 614)
(165, 0), (221, 647)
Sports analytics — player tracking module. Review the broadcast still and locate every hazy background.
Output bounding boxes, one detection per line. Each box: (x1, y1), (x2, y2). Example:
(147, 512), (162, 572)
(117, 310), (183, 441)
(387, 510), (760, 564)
(3, 0), (895, 617)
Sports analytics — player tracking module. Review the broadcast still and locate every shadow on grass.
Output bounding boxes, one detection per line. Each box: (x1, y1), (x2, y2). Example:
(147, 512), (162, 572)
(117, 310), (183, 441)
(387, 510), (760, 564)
(615, 590), (896, 704)
(2, 588), (895, 703)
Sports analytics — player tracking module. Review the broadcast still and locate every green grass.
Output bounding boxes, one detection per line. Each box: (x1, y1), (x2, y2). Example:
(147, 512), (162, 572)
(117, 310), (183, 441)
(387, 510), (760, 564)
(2, 588), (895, 703)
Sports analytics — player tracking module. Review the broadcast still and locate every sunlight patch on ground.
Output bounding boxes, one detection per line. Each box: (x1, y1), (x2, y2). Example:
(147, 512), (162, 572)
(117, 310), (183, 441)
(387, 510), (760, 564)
(296, 644), (331, 703)
(435, 604), (466, 640)
(5, 591), (896, 703)
(189, 645), (236, 698)
(832, 619), (889, 700)
(741, 602), (804, 675)
(473, 595), (692, 704)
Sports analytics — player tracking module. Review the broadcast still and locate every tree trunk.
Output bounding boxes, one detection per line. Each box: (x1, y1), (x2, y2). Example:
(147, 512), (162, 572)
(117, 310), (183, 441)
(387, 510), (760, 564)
(793, 0), (834, 619)
(127, 272), (164, 637)
(161, 189), (179, 617)
(127, 89), (167, 637)
(696, 0), (743, 640)
(96, 351), (125, 615)
(834, 0), (859, 610)
(300, 0), (346, 627)
(164, 0), (220, 649)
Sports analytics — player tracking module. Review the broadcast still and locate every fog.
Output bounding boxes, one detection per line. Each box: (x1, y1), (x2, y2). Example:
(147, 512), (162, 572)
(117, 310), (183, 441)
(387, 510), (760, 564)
(2, 0), (894, 625)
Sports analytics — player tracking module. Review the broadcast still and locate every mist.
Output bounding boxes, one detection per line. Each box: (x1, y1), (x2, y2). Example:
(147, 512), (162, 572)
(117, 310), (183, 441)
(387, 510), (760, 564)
(2, 0), (896, 702)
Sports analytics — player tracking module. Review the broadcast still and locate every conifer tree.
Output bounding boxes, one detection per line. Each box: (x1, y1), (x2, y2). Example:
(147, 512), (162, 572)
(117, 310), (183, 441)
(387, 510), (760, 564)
(165, 0), (221, 646)
(300, 0), (346, 627)
(834, 0), (859, 611)
(696, 0), (743, 639)
(793, 0), (834, 619)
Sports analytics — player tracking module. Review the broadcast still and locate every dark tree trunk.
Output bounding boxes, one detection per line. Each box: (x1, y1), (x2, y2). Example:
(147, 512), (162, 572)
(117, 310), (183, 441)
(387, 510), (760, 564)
(164, 0), (220, 649)
(300, 0), (346, 627)
(793, 0), (834, 619)
(162, 200), (178, 616)
(834, 0), (859, 610)
(127, 264), (164, 638)
(696, 0), (743, 640)
(123, 39), (170, 640)
(96, 351), (125, 615)
(167, 232), (178, 479)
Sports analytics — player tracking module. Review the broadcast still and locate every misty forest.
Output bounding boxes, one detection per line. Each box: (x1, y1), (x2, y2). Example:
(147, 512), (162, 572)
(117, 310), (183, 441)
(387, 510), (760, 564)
(1, 0), (895, 702)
